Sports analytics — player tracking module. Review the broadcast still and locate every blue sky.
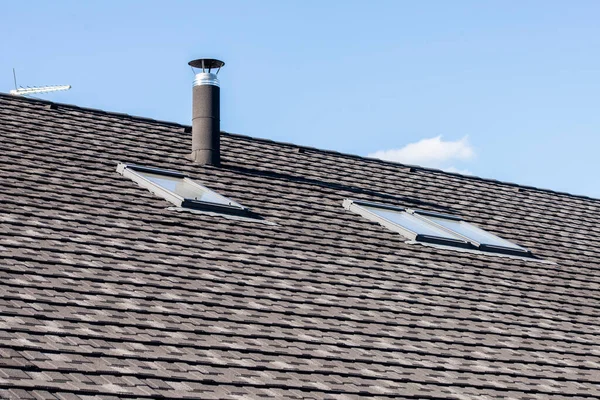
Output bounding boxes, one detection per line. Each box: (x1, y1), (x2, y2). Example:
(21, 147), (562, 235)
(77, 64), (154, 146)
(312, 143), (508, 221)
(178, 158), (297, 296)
(2, 1), (599, 198)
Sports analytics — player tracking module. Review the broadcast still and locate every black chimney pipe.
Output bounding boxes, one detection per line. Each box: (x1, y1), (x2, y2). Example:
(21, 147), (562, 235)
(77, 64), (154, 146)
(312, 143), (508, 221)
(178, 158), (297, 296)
(188, 58), (224, 166)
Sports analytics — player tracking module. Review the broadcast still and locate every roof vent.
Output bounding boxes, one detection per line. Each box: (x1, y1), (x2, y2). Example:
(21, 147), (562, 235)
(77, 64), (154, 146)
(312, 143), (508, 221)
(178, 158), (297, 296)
(188, 58), (224, 166)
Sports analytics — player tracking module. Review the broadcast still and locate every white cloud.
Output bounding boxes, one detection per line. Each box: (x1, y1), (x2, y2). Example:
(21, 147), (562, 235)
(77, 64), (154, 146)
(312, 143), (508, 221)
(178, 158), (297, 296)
(368, 135), (475, 172)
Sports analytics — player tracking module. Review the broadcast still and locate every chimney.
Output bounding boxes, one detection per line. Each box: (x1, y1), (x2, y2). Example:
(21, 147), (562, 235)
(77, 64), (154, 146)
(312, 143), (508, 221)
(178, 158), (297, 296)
(188, 58), (224, 166)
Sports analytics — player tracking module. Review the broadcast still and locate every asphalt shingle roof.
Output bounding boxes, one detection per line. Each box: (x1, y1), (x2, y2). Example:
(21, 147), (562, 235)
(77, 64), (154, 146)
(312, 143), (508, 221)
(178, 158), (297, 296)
(1, 92), (599, 399)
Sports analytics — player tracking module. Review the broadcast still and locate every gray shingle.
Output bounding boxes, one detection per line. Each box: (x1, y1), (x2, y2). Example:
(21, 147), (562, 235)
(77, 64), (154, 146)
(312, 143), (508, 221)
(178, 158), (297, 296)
(1, 92), (599, 399)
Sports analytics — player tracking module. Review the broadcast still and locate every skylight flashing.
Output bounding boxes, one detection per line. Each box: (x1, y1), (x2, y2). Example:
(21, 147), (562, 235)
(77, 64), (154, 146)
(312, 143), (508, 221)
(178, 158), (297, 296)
(167, 206), (278, 225)
(343, 199), (534, 258)
(117, 163), (251, 217)
(412, 239), (551, 263)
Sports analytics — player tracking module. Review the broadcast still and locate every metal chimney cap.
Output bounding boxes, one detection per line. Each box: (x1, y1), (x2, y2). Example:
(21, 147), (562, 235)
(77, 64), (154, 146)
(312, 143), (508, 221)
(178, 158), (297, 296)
(188, 58), (225, 70)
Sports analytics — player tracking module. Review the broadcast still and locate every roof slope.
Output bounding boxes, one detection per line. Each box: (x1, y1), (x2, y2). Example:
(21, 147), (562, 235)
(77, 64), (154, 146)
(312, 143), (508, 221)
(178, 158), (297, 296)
(1, 92), (599, 399)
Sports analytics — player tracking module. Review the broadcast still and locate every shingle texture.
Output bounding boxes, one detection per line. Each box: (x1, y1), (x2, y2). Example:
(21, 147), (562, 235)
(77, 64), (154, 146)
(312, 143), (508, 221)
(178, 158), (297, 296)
(1, 92), (599, 399)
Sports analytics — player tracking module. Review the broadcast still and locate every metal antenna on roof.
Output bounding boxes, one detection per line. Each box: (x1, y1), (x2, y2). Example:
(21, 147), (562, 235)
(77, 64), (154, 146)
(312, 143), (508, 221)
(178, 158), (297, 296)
(10, 84), (71, 97)
(9, 69), (71, 97)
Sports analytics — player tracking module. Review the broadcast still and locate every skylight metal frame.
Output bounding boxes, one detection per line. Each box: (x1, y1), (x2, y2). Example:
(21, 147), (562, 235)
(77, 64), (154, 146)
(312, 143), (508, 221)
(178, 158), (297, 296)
(343, 199), (533, 257)
(409, 209), (531, 256)
(343, 199), (472, 248)
(409, 209), (478, 246)
(117, 163), (251, 217)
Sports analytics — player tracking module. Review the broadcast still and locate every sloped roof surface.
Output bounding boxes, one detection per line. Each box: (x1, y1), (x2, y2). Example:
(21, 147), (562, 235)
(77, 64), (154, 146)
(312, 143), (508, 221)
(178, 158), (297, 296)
(1, 92), (599, 399)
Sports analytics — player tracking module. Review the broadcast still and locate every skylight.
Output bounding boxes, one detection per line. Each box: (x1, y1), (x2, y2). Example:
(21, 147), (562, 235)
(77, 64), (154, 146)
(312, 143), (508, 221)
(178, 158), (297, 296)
(343, 199), (532, 257)
(117, 163), (250, 216)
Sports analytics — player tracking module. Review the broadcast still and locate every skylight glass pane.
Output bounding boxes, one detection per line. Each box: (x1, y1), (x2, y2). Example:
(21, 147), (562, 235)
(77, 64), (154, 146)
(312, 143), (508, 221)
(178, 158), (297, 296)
(363, 205), (465, 240)
(423, 215), (525, 250)
(137, 171), (233, 206)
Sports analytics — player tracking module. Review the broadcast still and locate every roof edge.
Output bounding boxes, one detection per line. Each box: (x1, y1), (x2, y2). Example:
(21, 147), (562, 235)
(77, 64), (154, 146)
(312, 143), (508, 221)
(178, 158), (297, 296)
(223, 130), (600, 203)
(0, 91), (188, 130)
(2, 92), (597, 203)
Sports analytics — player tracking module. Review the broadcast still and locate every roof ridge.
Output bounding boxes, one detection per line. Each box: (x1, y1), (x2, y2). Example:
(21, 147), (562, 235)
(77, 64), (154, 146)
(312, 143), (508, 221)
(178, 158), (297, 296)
(2, 91), (597, 203)
(0, 91), (188, 129)
(222, 130), (600, 203)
